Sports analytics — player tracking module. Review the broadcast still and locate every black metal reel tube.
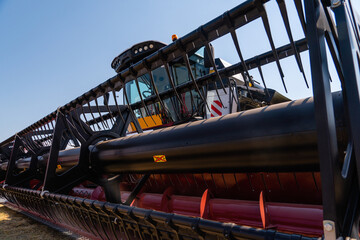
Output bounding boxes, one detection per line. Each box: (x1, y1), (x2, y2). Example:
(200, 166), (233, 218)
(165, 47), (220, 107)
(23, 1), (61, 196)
(1, 92), (347, 175)
(91, 92), (347, 174)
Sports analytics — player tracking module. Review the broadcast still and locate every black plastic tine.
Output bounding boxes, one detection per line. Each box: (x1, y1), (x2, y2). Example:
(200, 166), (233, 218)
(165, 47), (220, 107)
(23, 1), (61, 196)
(128, 80), (149, 128)
(37, 124), (46, 147)
(256, 1), (288, 93)
(24, 134), (36, 153)
(31, 128), (41, 146)
(203, 43), (226, 107)
(169, 95), (181, 120)
(37, 126), (46, 146)
(94, 97), (109, 129)
(162, 62), (187, 109)
(65, 116), (85, 144)
(229, 30), (254, 101)
(37, 128), (46, 147)
(73, 107), (87, 137)
(188, 89), (198, 115)
(40, 125), (49, 146)
(24, 133), (36, 151)
(45, 122), (53, 146)
(134, 77), (157, 125)
(182, 52), (211, 112)
(123, 85), (144, 133)
(257, 59), (270, 98)
(33, 127), (41, 143)
(204, 42), (228, 94)
(112, 89), (126, 124)
(142, 59), (168, 116)
(32, 129), (42, 148)
(67, 112), (86, 143)
(103, 94), (116, 126)
(67, 111), (83, 144)
(87, 102), (102, 131)
(229, 80), (240, 108)
(151, 101), (160, 116)
(80, 105), (91, 128)
(50, 119), (55, 131)
(46, 122), (54, 145)
(41, 125), (50, 146)
(276, 0), (309, 88)
(147, 70), (167, 115)
(293, 0), (306, 35)
(142, 74), (160, 116)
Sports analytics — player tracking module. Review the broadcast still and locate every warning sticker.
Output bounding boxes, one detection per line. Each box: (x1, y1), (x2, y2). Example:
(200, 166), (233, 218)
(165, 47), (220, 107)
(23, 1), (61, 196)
(153, 155), (167, 163)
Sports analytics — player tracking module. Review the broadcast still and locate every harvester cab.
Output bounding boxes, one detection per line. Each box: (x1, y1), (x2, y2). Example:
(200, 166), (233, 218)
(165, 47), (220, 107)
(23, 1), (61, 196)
(1, 0), (360, 239)
(114, 40), (289, 131)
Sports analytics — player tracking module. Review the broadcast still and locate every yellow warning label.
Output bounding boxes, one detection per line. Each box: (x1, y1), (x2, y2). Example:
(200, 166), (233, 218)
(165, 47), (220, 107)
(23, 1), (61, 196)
(153, 155), (167, 163)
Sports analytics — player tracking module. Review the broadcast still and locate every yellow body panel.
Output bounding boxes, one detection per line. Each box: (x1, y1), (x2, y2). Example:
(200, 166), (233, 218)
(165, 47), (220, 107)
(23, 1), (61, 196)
(129, 114), (163, 132)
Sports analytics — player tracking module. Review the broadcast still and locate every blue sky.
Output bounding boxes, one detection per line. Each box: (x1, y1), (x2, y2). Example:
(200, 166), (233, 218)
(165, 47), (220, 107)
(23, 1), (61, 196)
(0, 0), (359, 141)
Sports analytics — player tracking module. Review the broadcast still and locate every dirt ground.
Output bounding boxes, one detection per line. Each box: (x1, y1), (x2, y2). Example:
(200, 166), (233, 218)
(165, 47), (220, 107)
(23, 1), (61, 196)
(0, 201), (85, 240)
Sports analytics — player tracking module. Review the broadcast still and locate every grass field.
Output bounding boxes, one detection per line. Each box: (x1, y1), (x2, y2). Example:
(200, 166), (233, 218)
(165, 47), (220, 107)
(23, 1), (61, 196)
(0, 202), (84, 240)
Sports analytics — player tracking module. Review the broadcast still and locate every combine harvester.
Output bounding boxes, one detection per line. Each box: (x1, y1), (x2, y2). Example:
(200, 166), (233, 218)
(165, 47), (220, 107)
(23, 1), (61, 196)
(1, 0), (360, 239)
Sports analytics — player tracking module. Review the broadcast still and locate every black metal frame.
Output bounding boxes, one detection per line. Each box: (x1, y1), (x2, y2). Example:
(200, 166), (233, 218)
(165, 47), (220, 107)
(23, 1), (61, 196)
(305, 0), (360, 238)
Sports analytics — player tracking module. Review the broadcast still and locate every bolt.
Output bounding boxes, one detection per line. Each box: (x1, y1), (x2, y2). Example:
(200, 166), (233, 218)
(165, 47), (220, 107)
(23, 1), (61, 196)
(324, 222), (333, 232)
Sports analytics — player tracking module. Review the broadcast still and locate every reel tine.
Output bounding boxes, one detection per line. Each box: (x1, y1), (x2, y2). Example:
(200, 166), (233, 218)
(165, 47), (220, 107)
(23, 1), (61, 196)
(46, 123), (53, 145)
(74, 106), (87, 136)
(141, 59), (168, 117)
(69, 109), (85, 144)
(182, 52), (211, 112)
(80, 104), (94, 131)
(204, 42), (228, 94)
(94, 97), (109, 129)
(188, 88), (198, 115)
(147, 69), (167, 116)
(87, 102), (101, 131)
(123, 84), (144, 133)
(112, 89), (126, 124)
(103, 93), (116, 126)
(203, 42), (227, 107)
(169, 94), (181, 120)
(65, 113), (86, 144)
(294, 0), (307, 35)
(67, 110), (84, 143)
(50, 119), (55, 131)
(277, 0), (309, 88)
(134, 76), (156, 126)
(130, 79), (149, 128)
(229, 80), (240, 109)
(40, 125), (49, 146)
(25, 133), (37, 153)
(32, 128), (42, 148)
(229, 29), (254, 101)
(257, 1), (288, 93)
(257, 59), (270, 98)
(162, 61), (187, 109)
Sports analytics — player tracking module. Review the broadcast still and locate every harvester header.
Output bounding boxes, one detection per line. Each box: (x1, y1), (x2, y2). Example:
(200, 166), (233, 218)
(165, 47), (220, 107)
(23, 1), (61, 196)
(1, 0), (360, 239)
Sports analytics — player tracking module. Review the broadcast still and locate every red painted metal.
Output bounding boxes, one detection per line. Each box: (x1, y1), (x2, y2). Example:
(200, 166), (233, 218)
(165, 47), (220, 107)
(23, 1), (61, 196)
(70, 185), (324, 237)
(123, 172), (322, 205)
